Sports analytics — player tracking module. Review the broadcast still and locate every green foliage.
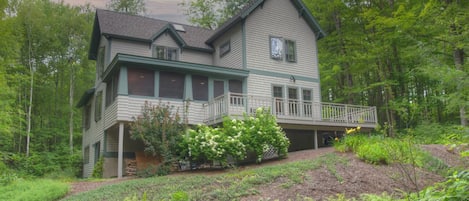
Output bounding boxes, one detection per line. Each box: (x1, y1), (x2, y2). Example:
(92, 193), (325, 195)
(107, 0), (145, 15)
(130, 102), (185, 175)
(63, 154), (345, 201)
(406, 123), (469, 145)
(415, 170), (469, 201)
(180, 107), (290, 165)
(92, 157), (104, 178)
(179, 0), (250, 29)
(0, 179), (69, 201)
(123, 192), (147, 201)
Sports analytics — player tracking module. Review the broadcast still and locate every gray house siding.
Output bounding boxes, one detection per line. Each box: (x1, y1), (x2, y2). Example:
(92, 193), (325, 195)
(111, 38), (151, 59)
(213, 23), (243, 69)
(244, 0), (319, 79)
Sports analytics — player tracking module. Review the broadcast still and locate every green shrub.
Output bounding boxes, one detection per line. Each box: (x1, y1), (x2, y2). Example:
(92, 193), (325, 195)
(130, 102), (185, 175)
(92, 157), (104, 178)
(416, 170), (469, 201)
(180, 107), (290, 165)
(356, 141), (390, 164)
(0, 179), (69, 201)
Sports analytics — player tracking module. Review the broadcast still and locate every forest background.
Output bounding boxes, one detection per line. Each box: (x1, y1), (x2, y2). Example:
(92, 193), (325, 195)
(0, 0), (467, 177)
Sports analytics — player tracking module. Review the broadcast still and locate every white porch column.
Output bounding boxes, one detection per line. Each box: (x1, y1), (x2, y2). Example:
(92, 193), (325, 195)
(117, 122), (124, 178)
(314, 130), (318, 150)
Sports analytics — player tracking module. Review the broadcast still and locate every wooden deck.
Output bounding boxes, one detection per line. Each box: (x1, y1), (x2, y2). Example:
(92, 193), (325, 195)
(204, 93), (378, 128)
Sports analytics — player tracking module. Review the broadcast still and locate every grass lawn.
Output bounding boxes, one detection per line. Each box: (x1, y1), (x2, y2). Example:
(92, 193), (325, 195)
(64, 153), (346, 201)
(0, 179), (69, 201)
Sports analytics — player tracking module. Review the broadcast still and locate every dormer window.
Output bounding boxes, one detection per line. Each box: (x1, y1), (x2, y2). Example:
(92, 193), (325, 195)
(155, 46), (178, 61)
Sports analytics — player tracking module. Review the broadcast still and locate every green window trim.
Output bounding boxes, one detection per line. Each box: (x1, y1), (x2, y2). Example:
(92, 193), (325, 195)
(285, 39), (297, 63)
(153, 45), (179, 61)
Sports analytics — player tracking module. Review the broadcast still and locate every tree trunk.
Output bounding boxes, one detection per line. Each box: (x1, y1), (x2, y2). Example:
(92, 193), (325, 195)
(26, 22), (34, 157)
(69, 60), (75, 154)
(454, 48), (467, 126)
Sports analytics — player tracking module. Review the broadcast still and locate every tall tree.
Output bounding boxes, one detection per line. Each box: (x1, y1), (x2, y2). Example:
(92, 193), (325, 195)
(107, 0), (145, 15)
(179, 0), (250, 29)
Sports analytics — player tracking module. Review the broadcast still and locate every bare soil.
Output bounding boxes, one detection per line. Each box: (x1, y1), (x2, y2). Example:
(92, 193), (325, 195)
(67, 145), (468, 200)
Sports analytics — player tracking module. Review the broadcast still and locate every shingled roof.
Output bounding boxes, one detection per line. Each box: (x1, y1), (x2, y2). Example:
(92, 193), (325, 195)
(89, 0), (325, 60)
(89, 9), (215, 59)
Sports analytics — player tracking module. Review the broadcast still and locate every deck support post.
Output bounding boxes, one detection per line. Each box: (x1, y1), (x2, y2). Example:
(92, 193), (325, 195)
(314, 130), (318, 150)
(118, 122), (124, 178)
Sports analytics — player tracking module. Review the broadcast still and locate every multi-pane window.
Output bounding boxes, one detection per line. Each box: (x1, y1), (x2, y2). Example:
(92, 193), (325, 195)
(219, 40), (231, 57)
(303, 89), (313, 117)
(128, 67), (154, 96)
(97, 47), (105, 78)
(94, 91), (103, 122)
(155, 46), (178, 61)
(285, 40), (296, 62)
(94, 142), (101, 164)
(192, 75), (208, 101)
(273, 86), (284, 115)
(213, 80), (224, 98)
(159, 71), (185, 99)
(288, 87), (299, 116)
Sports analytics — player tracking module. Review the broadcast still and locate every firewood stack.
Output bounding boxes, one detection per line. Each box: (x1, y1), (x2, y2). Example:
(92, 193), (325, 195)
(126, 160), (137, 176)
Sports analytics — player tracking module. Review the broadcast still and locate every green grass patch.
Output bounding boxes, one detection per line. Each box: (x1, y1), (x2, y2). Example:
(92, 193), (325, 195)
(0, 179), (69, 201)
(64, 153), (346, 201)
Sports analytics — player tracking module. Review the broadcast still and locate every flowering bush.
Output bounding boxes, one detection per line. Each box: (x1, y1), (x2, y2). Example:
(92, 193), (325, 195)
(180, 124), (245, 165)
(224, 107), (290, 162)
(180, 107), (290, 166)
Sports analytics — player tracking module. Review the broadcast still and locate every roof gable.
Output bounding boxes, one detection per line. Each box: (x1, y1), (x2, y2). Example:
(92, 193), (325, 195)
(88, 9), (215, 59)
(206, 0), (326, 44)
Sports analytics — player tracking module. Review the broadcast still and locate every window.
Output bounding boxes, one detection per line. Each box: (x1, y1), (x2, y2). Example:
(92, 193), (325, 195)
(94, 142), (101, 164)
(285, 40), (296, 62)
(192, 75), (208, 101)
(159, 71), (185, 99)
(288, 87), (299, 116)
(128, 67), (154, 96)
(97, 47), (105, 78)
(214, 80), (224, 98)
(84, 104), (91, 130)
(219, 40), (231, 57)
(155, 46), (178, 61)
(94, 91), (103, 122)
(105, 71), (119, 107)
(270, 36), (283, 60)
(303, 89), (313, 117)
(84, 146), (90, 164)
(273, 86), (284, 115)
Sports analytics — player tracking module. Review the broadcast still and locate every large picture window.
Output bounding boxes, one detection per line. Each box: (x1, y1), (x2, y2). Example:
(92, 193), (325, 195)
(192, 75), (208, 101)
(128, 67), (154, 96)
(155, 46), (178, 61)
(159, 71), (185, 99)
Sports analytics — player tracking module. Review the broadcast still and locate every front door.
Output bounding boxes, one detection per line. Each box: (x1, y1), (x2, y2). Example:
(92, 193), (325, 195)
(288, 87), (299, 116)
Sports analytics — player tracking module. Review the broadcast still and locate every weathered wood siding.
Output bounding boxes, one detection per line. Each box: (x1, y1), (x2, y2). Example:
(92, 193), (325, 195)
(244, 0), (319, 79)
(213, 23), (243, 69)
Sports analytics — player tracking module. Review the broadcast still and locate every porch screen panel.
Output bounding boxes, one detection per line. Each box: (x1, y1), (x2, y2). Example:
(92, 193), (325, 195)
(228, 80), (242, 93)
(214, 80), (224, 98)
(128, 67), (154, 96)
(159, 71), (185, 99)
(192, 75), (208, 101)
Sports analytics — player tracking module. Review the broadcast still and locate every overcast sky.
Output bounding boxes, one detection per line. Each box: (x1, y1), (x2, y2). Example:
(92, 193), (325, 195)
(55, 0), (188, 24)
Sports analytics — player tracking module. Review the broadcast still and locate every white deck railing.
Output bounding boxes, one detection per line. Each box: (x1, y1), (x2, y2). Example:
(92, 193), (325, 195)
(204, 93), (378, 127)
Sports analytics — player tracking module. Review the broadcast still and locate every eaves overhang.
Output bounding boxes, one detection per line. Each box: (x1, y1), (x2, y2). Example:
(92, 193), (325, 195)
(102, 53), (249, 82)
(76, 88), (96, 108)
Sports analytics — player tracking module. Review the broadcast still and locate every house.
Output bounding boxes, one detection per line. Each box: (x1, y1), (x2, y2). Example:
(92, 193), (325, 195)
(77, 0), (378, 178)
